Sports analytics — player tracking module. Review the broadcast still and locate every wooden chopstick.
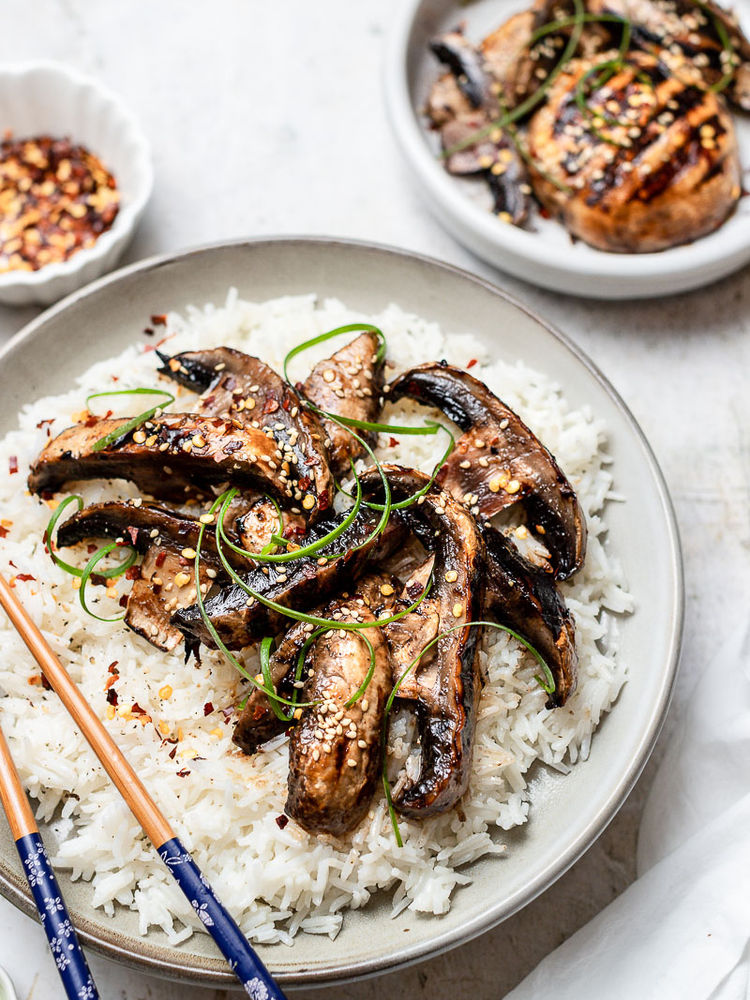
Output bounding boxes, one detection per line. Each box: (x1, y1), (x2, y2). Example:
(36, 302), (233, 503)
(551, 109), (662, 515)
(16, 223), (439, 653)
(0, 573), (288, 999)
(0, 723), (99, 999)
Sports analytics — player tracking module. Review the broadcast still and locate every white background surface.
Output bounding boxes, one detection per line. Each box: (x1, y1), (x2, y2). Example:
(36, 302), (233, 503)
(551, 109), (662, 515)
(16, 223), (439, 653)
(0, 1), (748, 997)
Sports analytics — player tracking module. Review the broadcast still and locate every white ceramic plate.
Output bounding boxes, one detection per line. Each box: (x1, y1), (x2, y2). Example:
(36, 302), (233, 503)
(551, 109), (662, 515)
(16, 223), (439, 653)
(384, 0), (750, 299)
(0, 238), (683, 988)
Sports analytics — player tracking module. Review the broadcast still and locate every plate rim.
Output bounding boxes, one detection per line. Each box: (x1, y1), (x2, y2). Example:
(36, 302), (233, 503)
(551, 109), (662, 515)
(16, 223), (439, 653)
(383, 0), (750, 298)
(0, 235), (684, 987)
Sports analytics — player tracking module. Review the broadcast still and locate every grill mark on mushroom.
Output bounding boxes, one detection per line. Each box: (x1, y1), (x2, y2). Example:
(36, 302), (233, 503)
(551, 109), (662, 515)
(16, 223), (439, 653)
(527, 50), (742, 252)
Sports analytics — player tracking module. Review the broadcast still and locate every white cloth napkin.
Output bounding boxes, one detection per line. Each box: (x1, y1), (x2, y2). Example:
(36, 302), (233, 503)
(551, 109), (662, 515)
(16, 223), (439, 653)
(507, 625), (750, 1000)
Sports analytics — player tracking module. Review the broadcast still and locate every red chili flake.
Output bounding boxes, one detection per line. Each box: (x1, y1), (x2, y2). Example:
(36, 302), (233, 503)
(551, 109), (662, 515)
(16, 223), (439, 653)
(118, 595), (128, 608)
(262, 398), (280, 414)
(143, 327), (155, 337)
(125, 526), (139, 546)
(8, 560), (17, 568)
(111, 375), (119, 382)
(168, 745), (177, 760)
(539, 207), (551, 220)
(275, 815), (289, 830)
(86, 543), (97, 554)
(467, 358), (478, 369)
(203, 701), (214, 716)
(283, 524), (306, 539)
(104, 674), (118, 691)
(106, 688), (118, 706)
(176, 769), (191, 778)
(15, 573), (35, 582)
(151, 314), (167, 326)
(298, 475), (311, 491)
(41, 673), (52, 691)
(36, 418), (54, 430)
(222, 440), (242, 455)
(0, 526), (8, 539)
(8, 456), (18, 474)
(142, 332), (175, 354)
(155, 550), (167, 568)
(282, 398), (290, 411)
(131, 702), (147, 716)
(202, 394), (216, 408)
(107, 661), (119, 674)
(388, 437), (399, 448)
(125, 565), (140, 580)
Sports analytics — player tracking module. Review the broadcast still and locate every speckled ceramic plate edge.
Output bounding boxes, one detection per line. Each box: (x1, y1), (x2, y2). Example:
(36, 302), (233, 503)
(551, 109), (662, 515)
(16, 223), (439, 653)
(0, 236), (684, 989)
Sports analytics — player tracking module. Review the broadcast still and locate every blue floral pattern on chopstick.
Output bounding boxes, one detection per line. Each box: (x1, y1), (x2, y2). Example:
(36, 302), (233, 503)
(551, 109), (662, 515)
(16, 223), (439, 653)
(15, 832), (99, 999)
(158, 837), (286, 999)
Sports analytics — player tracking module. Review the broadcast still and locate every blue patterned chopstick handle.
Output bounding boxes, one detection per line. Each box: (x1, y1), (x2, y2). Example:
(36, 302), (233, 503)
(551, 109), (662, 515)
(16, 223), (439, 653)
(158, 838), (287, 999)
(15, 832), (99, 999)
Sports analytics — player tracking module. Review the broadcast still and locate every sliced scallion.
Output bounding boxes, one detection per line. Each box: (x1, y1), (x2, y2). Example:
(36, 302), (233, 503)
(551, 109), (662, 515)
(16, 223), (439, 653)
(85, 388), (176, 453)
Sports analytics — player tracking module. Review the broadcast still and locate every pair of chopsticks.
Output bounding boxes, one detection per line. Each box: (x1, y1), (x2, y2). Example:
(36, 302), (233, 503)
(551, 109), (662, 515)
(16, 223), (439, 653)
(0, 573), (288, 999)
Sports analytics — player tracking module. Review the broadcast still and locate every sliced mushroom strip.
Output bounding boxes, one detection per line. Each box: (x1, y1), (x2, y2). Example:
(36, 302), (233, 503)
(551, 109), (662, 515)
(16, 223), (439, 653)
(361, 466), (485, 819)
(483, 525), (577, 707)
(156, 347), (332, 509)
(300, 332), (385, 480)
(387, 363), (586, 579)
(172, 509), (408, 650)
(56, 500), (236, 568)
(28, 414), (332, 517)
(54, 500), (230, 653)
(232, 619), (309, 755)
(233, 572), (401, 757)
(126, 544), (215, 652)
(285, 600), (391, 837)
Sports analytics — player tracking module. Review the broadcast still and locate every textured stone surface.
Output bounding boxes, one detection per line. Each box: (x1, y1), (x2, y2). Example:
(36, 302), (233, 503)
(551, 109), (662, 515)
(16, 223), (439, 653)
(0, 0), (748, 995)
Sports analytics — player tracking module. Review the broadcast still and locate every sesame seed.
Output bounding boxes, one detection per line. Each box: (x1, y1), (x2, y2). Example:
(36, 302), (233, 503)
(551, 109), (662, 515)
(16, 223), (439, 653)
(347, 759), (357, 768)
(322, 370), (336, 383)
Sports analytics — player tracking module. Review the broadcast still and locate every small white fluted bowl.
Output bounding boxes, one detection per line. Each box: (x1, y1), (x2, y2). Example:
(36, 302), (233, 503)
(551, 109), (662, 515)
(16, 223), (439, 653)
(0, 62), (152, 306)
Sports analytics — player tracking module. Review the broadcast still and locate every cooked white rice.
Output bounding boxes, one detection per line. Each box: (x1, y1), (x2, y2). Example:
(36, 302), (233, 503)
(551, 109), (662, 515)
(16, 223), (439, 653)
(0, 292), (633, 945)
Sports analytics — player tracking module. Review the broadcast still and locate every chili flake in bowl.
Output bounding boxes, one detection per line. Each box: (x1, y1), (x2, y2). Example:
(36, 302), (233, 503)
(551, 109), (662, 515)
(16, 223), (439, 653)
(0, 62), (152, 306)
(0, 135), (120, 274)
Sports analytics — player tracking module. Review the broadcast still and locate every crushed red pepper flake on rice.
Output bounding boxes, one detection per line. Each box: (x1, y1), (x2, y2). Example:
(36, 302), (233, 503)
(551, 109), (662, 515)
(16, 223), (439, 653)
(0, 134), (120, 273)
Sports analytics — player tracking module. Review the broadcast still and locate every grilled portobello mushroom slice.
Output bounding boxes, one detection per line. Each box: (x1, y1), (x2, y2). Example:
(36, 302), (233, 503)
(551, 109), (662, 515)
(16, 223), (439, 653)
(233, 571), (401, 757)
(299, 331), (385, 480)
(362, 466), (485, 819)
(285, 599), (392, 837)
(156, 347), (332, 509)
(55, 500), (230, 652)
(387, 363), (586, 579)
(172, 508), (407, 650)
(28, 413), (333, 517)
(483, 525), (577, 707)
(527, 50), (742, 253)
(587, 0), (750, 110)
